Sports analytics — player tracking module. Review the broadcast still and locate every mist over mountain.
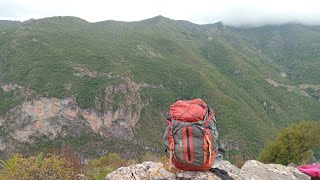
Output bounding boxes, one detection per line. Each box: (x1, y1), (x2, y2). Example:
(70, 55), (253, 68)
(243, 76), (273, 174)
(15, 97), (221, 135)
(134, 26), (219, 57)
(2, 0), (320, 27)
(0, 16), (319, 160)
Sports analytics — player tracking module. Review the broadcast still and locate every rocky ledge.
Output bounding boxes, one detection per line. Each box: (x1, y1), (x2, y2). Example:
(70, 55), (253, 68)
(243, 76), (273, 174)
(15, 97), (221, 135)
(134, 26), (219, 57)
(105, 160), (310, 180)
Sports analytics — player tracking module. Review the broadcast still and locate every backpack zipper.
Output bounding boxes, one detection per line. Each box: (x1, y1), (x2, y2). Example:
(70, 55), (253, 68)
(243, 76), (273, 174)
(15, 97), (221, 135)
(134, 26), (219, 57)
(186, 127), (191, 161)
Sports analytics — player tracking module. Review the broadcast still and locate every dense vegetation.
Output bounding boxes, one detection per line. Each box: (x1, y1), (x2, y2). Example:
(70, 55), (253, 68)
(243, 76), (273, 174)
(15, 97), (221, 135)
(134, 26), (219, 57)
(258, 121), (320, 165)
(0, 16), (319, 160)
(0, 145), (165, 180)
(0, 153), (75, 179)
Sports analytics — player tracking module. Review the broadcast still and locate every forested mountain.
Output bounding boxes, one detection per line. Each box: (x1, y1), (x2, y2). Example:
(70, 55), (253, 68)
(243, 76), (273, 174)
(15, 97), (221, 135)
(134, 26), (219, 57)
(0, 16), (319, 160)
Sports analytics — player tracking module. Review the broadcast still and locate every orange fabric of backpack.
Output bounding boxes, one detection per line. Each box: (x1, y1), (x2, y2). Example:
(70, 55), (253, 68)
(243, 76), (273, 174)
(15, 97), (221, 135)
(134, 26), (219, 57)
(169, 99), (207, 122)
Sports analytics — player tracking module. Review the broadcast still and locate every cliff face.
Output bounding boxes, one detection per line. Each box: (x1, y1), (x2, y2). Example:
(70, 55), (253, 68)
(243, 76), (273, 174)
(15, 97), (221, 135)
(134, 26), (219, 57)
(0, 77), (160, 153)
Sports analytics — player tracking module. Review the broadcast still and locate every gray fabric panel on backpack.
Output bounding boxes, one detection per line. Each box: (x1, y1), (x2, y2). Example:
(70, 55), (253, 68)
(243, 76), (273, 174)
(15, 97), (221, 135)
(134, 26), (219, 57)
(173, 127), (185, 164)
(191, 126), (205, 166)
(209, 117), (218, 151)
(173, 125), (204, 166)
(171, 119), (206, 127)
(163, 126), (170, 149)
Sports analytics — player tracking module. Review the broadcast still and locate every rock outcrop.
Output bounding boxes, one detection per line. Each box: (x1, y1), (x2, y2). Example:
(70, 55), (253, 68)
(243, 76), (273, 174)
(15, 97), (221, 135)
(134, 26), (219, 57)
(1, 83), (22, 92)
(265, 78), (320, 99)
(239, 160), (310, 180)
(0, 77), (161, 152)
(105, 160), (310, 180)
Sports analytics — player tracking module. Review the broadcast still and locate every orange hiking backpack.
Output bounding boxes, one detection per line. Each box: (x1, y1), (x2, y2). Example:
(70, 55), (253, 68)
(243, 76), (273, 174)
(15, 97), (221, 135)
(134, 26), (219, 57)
(163, 98), (218, 171)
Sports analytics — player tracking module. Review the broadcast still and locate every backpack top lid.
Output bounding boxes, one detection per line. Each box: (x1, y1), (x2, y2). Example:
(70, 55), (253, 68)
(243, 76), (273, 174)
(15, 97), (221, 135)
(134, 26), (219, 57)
(169, 98), (210, 122)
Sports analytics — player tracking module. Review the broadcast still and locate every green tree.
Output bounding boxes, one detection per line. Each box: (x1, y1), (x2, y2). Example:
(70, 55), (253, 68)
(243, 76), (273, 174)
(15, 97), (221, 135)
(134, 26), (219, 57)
(258, 122), (320, 165)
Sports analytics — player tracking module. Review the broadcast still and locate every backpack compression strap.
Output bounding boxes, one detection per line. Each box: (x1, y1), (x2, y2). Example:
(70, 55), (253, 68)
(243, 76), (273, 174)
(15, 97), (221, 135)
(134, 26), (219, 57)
(204, 132), (212, 164)
(166, 117), (175, 171)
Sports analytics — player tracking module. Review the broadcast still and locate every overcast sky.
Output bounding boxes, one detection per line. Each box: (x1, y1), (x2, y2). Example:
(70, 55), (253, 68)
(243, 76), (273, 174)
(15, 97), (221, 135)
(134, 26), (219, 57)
(0, 0), (320, 26)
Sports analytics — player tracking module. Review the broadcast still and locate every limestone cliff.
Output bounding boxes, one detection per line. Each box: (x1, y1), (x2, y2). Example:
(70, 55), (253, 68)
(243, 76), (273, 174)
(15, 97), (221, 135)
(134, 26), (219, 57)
(0, 77), (161, 154)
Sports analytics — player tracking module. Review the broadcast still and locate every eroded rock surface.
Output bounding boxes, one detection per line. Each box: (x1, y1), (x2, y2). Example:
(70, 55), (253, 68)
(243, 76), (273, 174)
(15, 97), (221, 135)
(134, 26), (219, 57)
(1, 83), (22, 92)
(105, 160), (310, 180)
(265, 78), (320, 99)
(105, 161), (238, 180)
(239, 160), (310, 180)
(106, 161), (176, 180)
(0, 77), (161, 152)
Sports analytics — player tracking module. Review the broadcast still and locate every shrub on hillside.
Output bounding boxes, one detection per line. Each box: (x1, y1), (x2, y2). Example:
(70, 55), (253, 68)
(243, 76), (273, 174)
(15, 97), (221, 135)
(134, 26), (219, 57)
(51, 145), (83, 175)
(0, 153), (75, 179)
(140, 151), (161, 162)
(88, 167), (113, 180)
(87, 152), (131, 169)
(86, 152), (136, 179)
(258, 122), (320, 165)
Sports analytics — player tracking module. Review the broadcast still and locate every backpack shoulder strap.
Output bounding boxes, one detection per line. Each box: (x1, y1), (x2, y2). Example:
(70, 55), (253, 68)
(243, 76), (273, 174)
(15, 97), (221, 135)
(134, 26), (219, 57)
(209, 168), (234, 180)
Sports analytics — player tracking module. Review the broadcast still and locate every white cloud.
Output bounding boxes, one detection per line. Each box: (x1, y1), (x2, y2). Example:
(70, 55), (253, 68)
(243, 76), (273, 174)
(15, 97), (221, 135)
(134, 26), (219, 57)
(0, 0), (320, 26)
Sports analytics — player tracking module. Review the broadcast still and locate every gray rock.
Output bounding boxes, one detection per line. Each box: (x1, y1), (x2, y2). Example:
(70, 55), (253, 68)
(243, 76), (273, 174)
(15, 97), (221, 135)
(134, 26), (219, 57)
(105, 160), (311, 180)
(105, 161), (175, 180)
(219, 160), (241, 179)
(176, 171), (219, 180)
(239, 160), (310, 180)
(105, 161), (234, 180)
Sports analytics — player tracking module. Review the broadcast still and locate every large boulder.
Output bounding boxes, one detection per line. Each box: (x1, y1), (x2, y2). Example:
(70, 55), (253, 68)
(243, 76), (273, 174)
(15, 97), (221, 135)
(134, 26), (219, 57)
(239, 160), (310, 180)
(105, 161), (240, 180)
(105, 161), (176, 180)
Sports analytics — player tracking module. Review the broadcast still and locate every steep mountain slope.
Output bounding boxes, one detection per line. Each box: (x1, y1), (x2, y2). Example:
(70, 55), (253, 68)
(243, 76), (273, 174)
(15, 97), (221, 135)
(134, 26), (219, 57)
(232, 24), (320, 85)
(0, 16), (319, 160)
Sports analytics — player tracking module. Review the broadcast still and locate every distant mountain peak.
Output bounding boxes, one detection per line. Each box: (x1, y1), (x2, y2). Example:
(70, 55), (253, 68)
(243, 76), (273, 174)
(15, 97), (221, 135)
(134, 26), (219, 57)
(141, 15), (173, 24)
(22, 16), (89, 25)
(150, 15), (170, 20)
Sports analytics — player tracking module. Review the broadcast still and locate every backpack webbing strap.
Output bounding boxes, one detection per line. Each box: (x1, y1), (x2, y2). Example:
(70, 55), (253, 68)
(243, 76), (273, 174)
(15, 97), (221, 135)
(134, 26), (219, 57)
(168, 142), (174, 171)
(209, 168), (234, 180)
(204, 133), (212, 164)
